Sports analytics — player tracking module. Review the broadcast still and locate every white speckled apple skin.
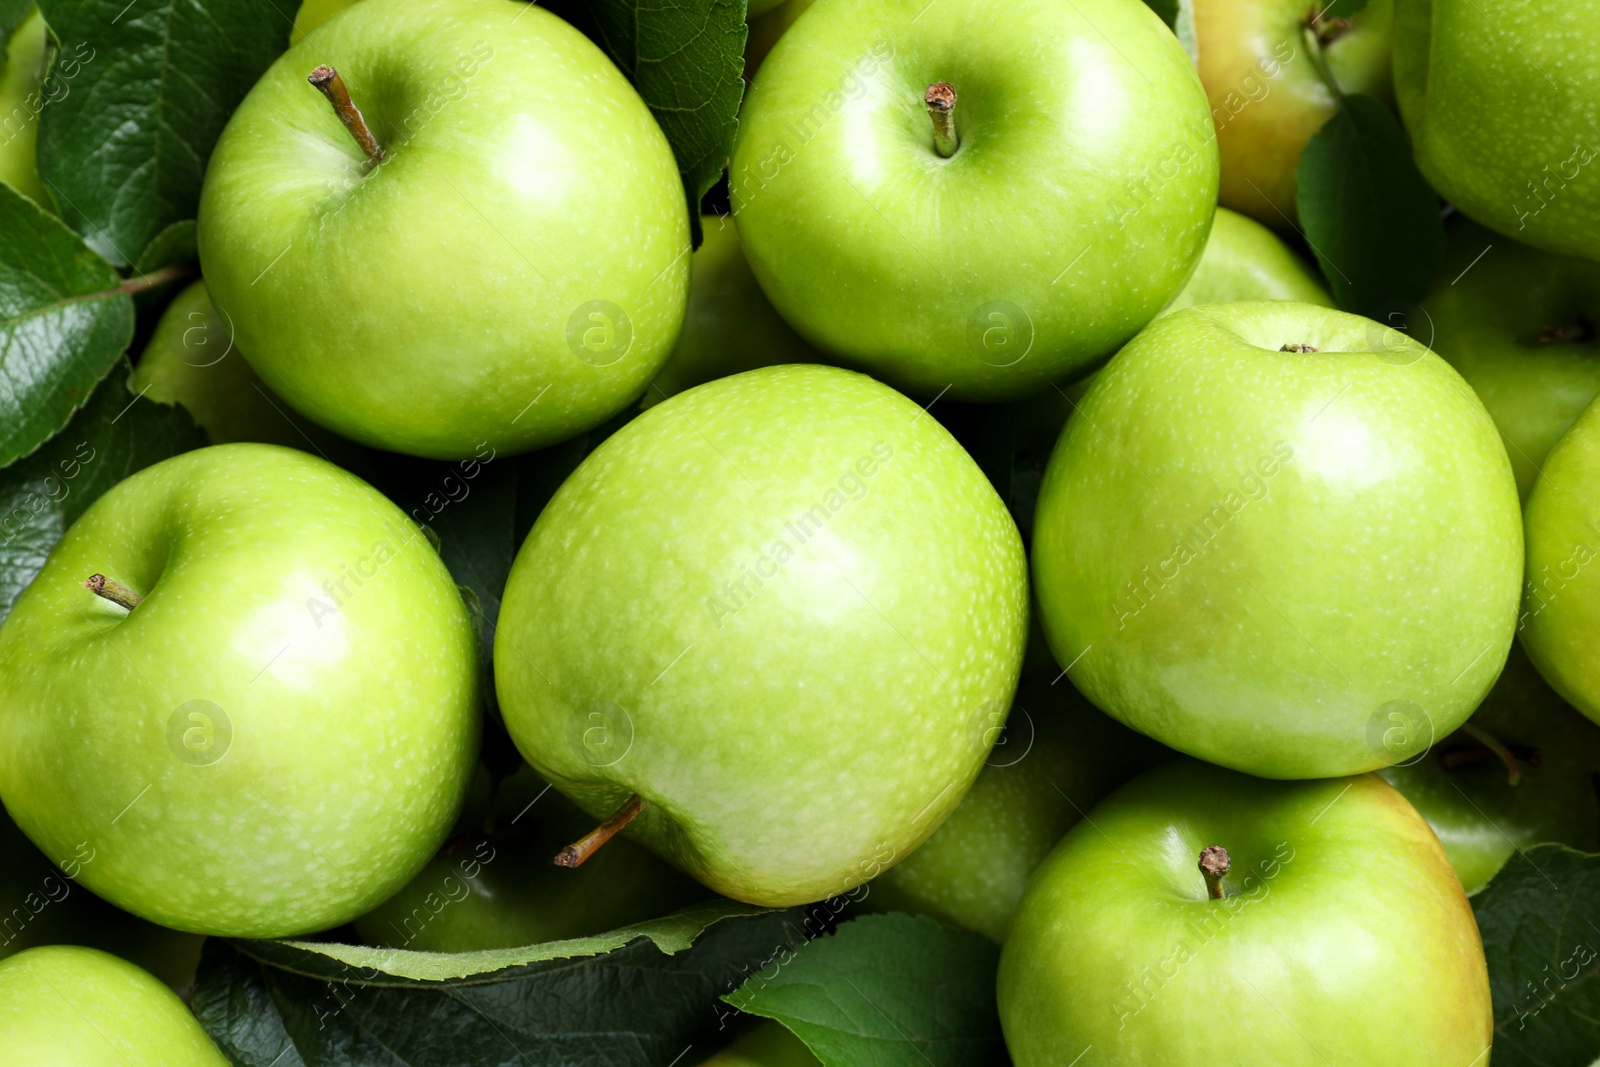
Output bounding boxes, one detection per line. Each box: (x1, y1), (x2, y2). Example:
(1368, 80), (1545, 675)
(495, 365), (1029, 905)
(0, 445), (479, 937)
(1033, 303), (1524, 779)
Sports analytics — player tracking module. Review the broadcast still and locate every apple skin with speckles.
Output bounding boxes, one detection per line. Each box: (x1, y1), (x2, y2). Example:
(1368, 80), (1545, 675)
(1522, 398), (1600, 725)
(1033, 302), (1523, 779)
(0, 946), (228, 1065)
(1159, 208), (1332, 317)
(495, 364), (1029, 906)
(200, 0), (689, 460)
(0, 444), (479, 937)
(998, 761), (1492, 1067)
(729, 0), (1218, 402)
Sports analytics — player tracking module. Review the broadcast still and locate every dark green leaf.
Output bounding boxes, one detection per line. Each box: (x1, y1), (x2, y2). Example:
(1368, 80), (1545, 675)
(0, 358), (203, 619)
(193, 903), (805, 1067)
(724, 913), (1005, 1067)
(133, 219), (198, 275)
(34, 0), (290, 266)
(554, 0), (747, 247)
(0, 0), (33, 39)
(0, 183), (135, 467)
(1473, 845), (1600, 1066)
(1296, 93), (1445, 320)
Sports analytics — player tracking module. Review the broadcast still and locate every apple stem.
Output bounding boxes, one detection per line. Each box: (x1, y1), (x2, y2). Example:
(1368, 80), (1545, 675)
(1459, 723), (1523, 787)
(1299, 22), (1344, 100)
(553, 793), (647, 868)
(83, 574), (143, 612)
(1199, 845), (1230, 899)
(308, 65), (386, 166)
(925, 82), (959, 158)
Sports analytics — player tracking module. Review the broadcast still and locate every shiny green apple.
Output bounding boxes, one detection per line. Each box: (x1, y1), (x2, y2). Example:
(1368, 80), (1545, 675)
(1034, 302), (1522, 779)
(998, 761), (1492, 1066)
(1394, 0), (1600, 259)
(702, 1022), (819, 1067)
(1195, 0), (1393, 226)
(1380, 645), (1600, 891)
(1522, 398), (1600, 723)
(496, 365), (1028, 906)
(291, 0), (363, 43)
(0, 444), (479, 936)
(642, 216), (820, 409)
(1417, 215), (1600, 500)
(199, 0), (689, 460)
(0, 7), (51, 207)
(0, 946), (226, 1065)
(1160, 207), (1332, 315)
(866, 679), (1170, 941)
(731, 0), (1218, 400)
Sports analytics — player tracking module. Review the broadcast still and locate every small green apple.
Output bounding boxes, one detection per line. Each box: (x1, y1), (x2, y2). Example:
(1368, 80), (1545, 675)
(355, 768), (706, 951)
(866, 680), (1170, 941)
(200, 0), (690, 460)
(998, 760), (1492, 1066)
(1160, 208), (1332, 316)
(1195, 0), (1394, 226)
(495, 364), (1028, 906)
(1521, 398), (1600, 724)
(1416, 215), (1600, 500)
(701, 1022), (819, 1067)
(0, 444), (479, 937)
(642, 216), (820, 409)
(0, 7), (51, 208)
(291, 0), (363, 43)
(730, 0), (1218, 400)
(1033, 302), (1523, 779)
(1394, 0), (1600, 260)
(0, 945), (227, 1065)
(1380, 645), (1600, 891)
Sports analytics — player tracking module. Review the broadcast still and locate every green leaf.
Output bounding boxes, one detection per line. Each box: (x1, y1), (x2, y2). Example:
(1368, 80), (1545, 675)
(1295, 93), (1445, 321)
(724, 913), (1005, 1067)
(133, 219), (198, 275)
(0, 358), (204, 620)
(193, 903), (805, 1067)
(1473, 844), (1600, 1066)
(0, 0), (33, 39)
(554, 0), (747, 247)
(0, 183), (136, 467)
(34, 0), (290, 266)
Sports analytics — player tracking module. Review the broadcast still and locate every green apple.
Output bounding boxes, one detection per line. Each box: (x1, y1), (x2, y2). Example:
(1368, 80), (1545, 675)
(199, 0), (690, 460)
(1160, 207), (1332, 315)
(130, 280), (356, 455)
(701, 1022), (819, 1067)
(355, 767), (706, 950)
(0, 946), (227, 1064)
(1521, 398), (1600, 723)
(866, 680), (1170, 941)
(1380, 645), (1600, 891)
(1195, 0), (1394, 226)
(998, 761), (1492, 1066)
(495, 364), (1028, 906)
(642, 216), (820, 409)
(0, 7), (51, 208)
(730, 0), (1218, 401)
(1394, 0), (1600, 260)
(292, 0), (363, 43)
(1416, 216), (1600, 500)
(0, 444), (479, 937)
(1034, 301), (1522, 779)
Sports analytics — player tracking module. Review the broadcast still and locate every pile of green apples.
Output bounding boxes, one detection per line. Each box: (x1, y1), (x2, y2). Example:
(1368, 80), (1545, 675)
(2, 0), (1599, 1061)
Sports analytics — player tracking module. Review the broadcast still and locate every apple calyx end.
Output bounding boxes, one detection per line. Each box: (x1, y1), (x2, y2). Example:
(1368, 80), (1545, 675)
(308, 65), (386, 167)
(1537, 318), (1594, 345)
(1279, 343), (1320, 353)
(1199, 845), (1230, 899)
(924, 82), (959, 159)
(552, 793), (647, 869)
(83, 574), (143, 612)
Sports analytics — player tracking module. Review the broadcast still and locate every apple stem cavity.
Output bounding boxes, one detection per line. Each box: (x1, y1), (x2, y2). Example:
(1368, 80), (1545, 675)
(1459, 723), (1523, 787)
(553, 793), (647, 868)
(1279, 343), (1320, 353)
(1538, 318), (1594, 344)
(1199, 845), (1230, 899)
(925, 82), (959, 158)
(83, 574), (143, 612)
(309, 65), (386, 166)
